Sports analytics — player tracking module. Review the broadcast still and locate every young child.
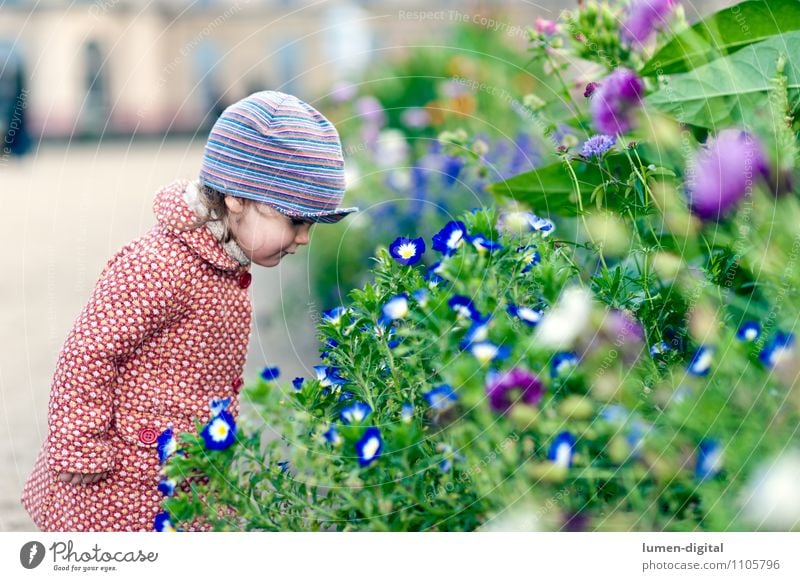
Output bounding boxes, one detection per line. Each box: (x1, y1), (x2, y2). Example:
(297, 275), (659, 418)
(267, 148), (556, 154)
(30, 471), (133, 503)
(20, 91), (358, 531)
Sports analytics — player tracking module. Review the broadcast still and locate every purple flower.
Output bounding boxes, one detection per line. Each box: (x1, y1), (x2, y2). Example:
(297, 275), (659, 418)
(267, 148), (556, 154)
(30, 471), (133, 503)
(330, 81), (357, 103)
(590, 68), (644, 135)
(486, 367), (544, 413)
(401, 107), (431, 129)
(355, 95), (386, 126)
(622, 0), (677, 46)
(687, 129), (769, 221)
(581, 134), (616, 158)
(389, 236), (426, 265)
(584, 82), (599, 98)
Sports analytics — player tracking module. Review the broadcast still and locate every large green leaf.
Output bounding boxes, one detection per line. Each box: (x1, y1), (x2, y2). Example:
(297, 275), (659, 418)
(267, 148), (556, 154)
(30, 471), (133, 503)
(641, 0), (800, 76)
(646, 32), (800, 129)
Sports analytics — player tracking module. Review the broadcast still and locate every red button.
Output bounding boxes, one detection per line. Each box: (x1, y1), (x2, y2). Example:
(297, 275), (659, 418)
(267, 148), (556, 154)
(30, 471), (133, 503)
(138, 427), (158, 445)
(238, 271), (252, 289)
(232, 376), (244, 393)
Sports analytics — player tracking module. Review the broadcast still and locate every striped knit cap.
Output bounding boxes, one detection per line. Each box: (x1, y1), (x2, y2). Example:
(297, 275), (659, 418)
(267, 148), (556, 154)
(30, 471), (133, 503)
(199, 91), (358, 223)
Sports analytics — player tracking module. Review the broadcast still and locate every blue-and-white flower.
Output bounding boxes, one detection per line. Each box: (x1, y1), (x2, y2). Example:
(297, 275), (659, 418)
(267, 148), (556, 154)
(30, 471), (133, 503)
(209, 396), (232, 417)
(323, 425), (342, 446)
(412, 288), (429, 308)
(551, 352), (579, 378)
(528, 214), (555, 237)
(759, 332), (796, 368)
(469, 341), (511, 364)
(507, 303), (544, 327)
(154, 511), (177, 532)
(340, 401), (372, 424)
(157, 425), (177, 465)
(516, 244), (541, 273)
(432, 220), (468, 256)
(201, 410), (236, 450)
(292, 377), (305, 391)
(261, 366), (281, 381)
(688, 346), (713, 376)
(425, 262), (444, 285)
(382, 293), (410, 320)
(157, 476), (178, 496)
(355, 427), (383, 467)
(436, 443), (465, 472)
(695, 438), (723, 480)
(448, 295), (481, 321)
(322, 306), (349, 326)
(314, 365), (348, 392)
(548, 432), (576, 468)
(736, 321), (761, 342)
(401, 402), (414, 423)
(650, 341), (671, 357)
(460, 315), (492, 349)
(423, 384), (459, 412)
(469, 233), (504, 254)
(389, 236), (426, 266)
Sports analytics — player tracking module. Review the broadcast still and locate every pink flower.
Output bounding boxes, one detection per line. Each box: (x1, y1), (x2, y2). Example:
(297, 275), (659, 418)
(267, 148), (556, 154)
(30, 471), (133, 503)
(535, 17), (558, 36)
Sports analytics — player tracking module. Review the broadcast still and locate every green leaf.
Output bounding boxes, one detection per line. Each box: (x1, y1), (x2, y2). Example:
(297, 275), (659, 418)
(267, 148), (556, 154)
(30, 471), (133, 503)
(641, 0), (800, 76)
(487, 153), (639, 216)
(646, 32), (800, 129)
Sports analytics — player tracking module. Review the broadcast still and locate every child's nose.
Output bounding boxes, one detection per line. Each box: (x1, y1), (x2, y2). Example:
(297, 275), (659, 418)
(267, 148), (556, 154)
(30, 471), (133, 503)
(295, 227), (311, 245)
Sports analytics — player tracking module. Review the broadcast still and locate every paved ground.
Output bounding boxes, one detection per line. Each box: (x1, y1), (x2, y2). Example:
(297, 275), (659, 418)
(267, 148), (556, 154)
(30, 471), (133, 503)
(0, 140), (321, 531)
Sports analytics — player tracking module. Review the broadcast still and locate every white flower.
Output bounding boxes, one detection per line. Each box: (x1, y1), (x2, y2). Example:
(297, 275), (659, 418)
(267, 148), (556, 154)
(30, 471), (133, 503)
(533, 287), (593, 349)
(741, 450), (800, 530)
(375, 129), (410, 167)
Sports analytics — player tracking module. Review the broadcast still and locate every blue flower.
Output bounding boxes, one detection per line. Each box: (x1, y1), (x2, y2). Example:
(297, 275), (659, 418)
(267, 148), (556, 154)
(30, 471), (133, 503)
(157, 476), (177, 496)
(423, 384), (459, 412)
(736, 321), (761, 342)
(338, 391), (354, 402)
(355, 427), (383, 467)
(516, 245), (541, 273)
(154, 511), (177, 532)
(401, 402), (414, 423)
(695, 438), (723, 480)
(389, 236), (426, 266)
(201, 410), (236, 450)
(425, 262), (444, 285)
(548, 432), (576, 467)
(382, 293), (410, 320)
(469, 341), (511, 364)
(759, 332), (796, 368)
(581, 134), (616, 158)
(460, 315), (492, 349)
(448, 295), (481, 320)
(469, 233), (504, 253)
(507, 303), (544, 327)
(209, 396), (232, 417)
(314, 365), (348, 392)
(341, 401), (372, 424)
(157, 425), (177, 465)
(277, 460), (290, 474)
(551, 352), (579, 378)
(292, 377), (305, 391)
(600, 405), (649, 457)
(528, 214), (555, 237)
(436, 443), (464, 472)
(432, 220), (468, 256)
(322, 306), (348, 326)
(323, 425), (342, 446)
(261, 366), (281, 381)
(412, 288), (429, 308)
(688, 346), (713, 376)
(650, 341), (671, 357)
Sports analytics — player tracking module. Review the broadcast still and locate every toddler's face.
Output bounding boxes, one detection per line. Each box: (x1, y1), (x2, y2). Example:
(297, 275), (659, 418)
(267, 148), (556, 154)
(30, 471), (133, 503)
(224, 196), (313, 267)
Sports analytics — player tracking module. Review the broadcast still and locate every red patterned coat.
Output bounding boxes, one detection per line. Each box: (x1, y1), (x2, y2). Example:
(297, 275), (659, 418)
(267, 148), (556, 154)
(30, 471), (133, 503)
(21, 178), (253, 531)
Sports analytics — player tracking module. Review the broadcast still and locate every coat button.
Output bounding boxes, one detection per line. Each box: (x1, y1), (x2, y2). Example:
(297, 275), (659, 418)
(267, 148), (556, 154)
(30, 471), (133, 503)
(138, 427), (158, 445)
(232, 376), (244, 393)
(237, 271), (252, 289)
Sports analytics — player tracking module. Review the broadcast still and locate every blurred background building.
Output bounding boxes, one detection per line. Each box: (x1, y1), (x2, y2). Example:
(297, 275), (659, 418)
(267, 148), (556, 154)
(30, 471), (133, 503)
(0, 0), (545, 141)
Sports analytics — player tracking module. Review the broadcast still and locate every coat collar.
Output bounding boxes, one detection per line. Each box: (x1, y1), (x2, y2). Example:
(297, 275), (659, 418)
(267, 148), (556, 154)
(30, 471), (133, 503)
(153, 178), (251, 273)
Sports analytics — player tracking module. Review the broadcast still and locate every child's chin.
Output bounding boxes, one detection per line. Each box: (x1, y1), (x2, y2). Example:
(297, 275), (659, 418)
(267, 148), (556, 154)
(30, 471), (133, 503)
(256, 254), (284, 267)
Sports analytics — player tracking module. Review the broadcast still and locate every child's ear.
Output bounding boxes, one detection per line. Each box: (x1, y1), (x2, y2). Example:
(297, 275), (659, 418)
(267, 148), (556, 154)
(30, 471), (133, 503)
(223, 195), (245, 215)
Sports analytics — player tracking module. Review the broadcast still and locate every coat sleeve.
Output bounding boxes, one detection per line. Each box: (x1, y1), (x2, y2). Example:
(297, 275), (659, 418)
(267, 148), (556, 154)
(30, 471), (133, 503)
(46, 241), (188, 474)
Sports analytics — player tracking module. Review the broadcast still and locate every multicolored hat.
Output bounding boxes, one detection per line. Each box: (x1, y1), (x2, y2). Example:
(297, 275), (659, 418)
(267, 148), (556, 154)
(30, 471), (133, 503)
(199, 91), (358, 223)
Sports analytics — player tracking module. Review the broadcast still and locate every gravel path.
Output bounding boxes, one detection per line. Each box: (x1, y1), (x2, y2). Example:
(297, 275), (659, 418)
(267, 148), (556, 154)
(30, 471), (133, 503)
(0, 140), (321, 531)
